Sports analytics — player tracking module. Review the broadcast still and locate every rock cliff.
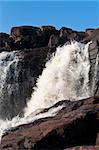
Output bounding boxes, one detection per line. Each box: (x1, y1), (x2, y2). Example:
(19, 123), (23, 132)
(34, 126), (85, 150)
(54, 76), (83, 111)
(0, 25), (99, 149)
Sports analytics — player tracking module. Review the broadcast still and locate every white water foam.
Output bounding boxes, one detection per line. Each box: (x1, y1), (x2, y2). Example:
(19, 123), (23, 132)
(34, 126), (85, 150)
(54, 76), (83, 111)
(0, 51), (19, 97)
(0, 104), (64, 141)
(24, 41), (91, 117)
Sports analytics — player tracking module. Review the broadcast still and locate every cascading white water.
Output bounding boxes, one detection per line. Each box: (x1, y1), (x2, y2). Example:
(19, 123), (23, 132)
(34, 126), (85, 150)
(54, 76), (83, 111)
(24, 41), (91, 116)
(0, 51), (21, 119)
(0, 51), (19, 93)
(0, 41), (91, 140)
(0, 104), (64, 141)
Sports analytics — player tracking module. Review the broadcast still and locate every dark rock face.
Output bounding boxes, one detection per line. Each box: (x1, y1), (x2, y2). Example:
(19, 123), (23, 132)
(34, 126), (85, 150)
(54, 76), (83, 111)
(0, 47), (49, 120)
(0, 25), (99, 120)
(0, 97), (99, 149)
(59, 27), (73, 45)
(9, 25), (58, 49)
(48, 34), (59, 48)
(88, 29), (99, 96)
(10, 26), (40, 49)
(85, 28), (95, 36)
(0, 26), (98, 50)
(0, 33), (10, 51)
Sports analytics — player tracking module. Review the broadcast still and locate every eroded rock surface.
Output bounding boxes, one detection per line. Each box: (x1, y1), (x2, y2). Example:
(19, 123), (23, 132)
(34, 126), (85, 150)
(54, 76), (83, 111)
(0, 97), (99, 150)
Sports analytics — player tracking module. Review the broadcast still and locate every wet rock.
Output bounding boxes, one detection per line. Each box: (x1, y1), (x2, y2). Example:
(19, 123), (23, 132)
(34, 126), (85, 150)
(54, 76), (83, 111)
(88, 29), (99, 96)
(0, 97), (99, 149)
(91, 29), (99, 44)
(0, 47), (49, 120)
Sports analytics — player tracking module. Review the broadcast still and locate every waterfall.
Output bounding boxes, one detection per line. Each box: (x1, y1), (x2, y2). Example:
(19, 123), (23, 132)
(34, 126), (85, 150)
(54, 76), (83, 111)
(0, 50), (35, 120)
(0, 51), (20, 119)
(0, 41), (91, 140)
(0, 51), (19, 95)
(24, 41), (91, 116)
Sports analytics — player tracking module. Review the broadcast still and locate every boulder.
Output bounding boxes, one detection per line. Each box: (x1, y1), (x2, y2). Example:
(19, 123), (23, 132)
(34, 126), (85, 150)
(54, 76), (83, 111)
(59, 27), (87, 45)
(83, 28), (99, 44)
(9, 25), (58, 49)
(40, 25), (56, 32)
(74, 31), (87, 42)
(1, 25), (98, 51)
(0, 33), (10, 51)
(59, 27), (73, 45)
(0, 33), (9, 47)
(0, 97), (99, 149)
(59, 27), (73, 37)
(39, 25), (58, 47)
(85, 28), (95, 36)
(10, 26), (40, 49)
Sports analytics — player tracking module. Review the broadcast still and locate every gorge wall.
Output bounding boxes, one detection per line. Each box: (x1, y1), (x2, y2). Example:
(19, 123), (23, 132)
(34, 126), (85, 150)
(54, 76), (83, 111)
(0, 26), (99, 120)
